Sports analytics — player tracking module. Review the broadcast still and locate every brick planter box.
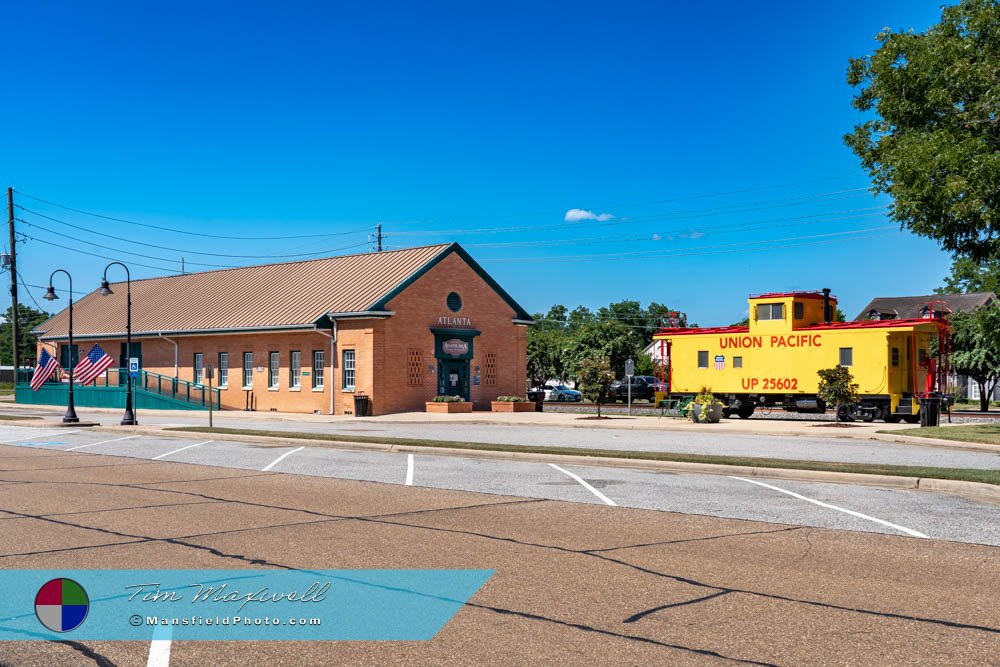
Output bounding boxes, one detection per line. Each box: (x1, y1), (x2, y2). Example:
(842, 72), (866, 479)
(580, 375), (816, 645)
(425, 401), (473, 414)
(491, 401), (535, 413)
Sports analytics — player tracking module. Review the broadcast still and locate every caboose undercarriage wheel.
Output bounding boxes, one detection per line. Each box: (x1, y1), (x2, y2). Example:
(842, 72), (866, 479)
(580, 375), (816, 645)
(836, 404), (857, 422)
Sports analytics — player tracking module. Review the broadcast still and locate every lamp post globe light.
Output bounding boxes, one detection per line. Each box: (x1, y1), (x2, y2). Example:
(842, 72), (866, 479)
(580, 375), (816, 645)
(100, 262), (136, 426)
(43, 269), (79, 424)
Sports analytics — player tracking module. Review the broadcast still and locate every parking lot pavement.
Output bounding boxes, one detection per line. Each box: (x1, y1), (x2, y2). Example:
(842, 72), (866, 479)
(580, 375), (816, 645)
(0, 443), (997, 666)
(0, 426), (998, 546)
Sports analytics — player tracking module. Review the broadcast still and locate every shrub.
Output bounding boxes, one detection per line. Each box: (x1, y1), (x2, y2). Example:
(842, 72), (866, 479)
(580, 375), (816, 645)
(432, 395), (464, 403)
(691, 386), (723, 422)
(817, 366), (859, 421)
(496, 396), (527, 402)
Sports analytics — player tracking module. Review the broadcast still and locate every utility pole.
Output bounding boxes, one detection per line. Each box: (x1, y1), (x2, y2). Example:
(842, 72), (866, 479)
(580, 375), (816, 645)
(377, 224), (382, 252)
(7, 188), (18, 375)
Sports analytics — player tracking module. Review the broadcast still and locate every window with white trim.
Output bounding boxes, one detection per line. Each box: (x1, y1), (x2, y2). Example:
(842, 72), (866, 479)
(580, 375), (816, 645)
(243, 352), (253, 388)
(290, 350), (301, 388)
(193, 353), (204, 384)
(342, 349), (355, 391)
(218, 352), (228, 388)
(313, 350), (325, 389)
(268, 351), (279, 389)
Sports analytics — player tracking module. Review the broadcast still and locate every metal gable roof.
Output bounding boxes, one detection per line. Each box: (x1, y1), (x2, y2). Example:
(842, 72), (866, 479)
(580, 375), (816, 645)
(34, 244), (452, 339)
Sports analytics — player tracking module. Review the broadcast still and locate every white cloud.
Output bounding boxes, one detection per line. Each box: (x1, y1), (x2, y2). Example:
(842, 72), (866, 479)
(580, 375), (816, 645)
(564, 208), (615, 223)
(651, 233), (661, 241)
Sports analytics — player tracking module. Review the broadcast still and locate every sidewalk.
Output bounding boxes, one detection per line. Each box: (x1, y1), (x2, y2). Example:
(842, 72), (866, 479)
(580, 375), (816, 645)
(4, 400), (998, 452)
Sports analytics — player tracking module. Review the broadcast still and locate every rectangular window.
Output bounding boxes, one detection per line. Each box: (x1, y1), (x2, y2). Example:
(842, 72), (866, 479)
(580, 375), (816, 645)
(290, 350), (301, 388)
(59, 344), (80, 370)
(407, 349), (422, 386)
(891, 348), (899, 367)
(484, 352), (497, 386)
(342, 349), (356, 391)
(697, 351), (709, 369)
(269, 352), (279, 389)
(193, 353), (204, 384)
(839, 347), (853, 367)
(733, 356), (743, 368)
(756, 303), (784, 320)
(313, 350), (325, 389)
(243, 352), (253, 388)
(793, 302), (804, 319)
(218, 352), (228, 387)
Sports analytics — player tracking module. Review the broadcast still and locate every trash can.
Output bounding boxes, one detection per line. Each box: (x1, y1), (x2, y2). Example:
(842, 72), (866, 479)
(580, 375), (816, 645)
(919, 395), (941, 427)
(353, 394), (370, 417)
(527, 390), (545, 412)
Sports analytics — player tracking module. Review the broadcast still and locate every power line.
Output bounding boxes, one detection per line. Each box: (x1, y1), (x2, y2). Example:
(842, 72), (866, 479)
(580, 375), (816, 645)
(16, 272), (46, 312)
(17, 208), (372, 260)
(19, 233), (188, 273)
(486, 226), (898, 263)
(13, 190), (377, 241)
(391, 186), (874, 237)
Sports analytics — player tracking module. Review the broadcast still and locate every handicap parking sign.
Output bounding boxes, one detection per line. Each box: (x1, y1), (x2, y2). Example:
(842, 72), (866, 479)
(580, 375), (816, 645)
(129, 357), (140, 378)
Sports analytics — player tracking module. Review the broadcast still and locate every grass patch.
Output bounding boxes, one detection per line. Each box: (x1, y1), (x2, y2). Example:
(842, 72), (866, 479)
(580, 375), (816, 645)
(885, 424), (1000, 446)
(166, 426), (1000, 486)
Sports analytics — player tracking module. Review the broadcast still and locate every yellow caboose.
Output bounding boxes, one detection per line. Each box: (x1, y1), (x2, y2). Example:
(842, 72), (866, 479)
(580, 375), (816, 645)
(652, 290), (947, 422)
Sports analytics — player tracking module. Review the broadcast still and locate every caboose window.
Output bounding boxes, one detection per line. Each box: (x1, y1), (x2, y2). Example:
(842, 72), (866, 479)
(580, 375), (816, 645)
(793, 302), (804, 319)
(733, 356), (743, 368)
(891, 348), (899, 366)
(697, 351), (709, 368)
(756, 303), (784, 320)
(839, 347), (853, 367)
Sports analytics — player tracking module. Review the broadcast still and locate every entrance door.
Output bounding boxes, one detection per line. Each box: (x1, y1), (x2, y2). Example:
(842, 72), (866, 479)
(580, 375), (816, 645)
(438, 360), (469, 401)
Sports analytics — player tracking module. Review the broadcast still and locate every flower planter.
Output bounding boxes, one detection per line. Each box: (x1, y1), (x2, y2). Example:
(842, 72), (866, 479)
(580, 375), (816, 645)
(425, 401), (473, 414)
(690, 403), (723, 423)
(491, 401), (535, 413)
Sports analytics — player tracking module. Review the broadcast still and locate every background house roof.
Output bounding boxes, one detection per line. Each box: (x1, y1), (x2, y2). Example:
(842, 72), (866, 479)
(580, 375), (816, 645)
(852, 292), (996, 321)
(35, 244), (454, 339)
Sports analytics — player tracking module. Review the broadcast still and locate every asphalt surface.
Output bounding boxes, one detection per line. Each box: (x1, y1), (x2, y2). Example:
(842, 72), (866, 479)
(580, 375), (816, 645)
(1, 426), (997, 546)
(0, 442), (997, 666)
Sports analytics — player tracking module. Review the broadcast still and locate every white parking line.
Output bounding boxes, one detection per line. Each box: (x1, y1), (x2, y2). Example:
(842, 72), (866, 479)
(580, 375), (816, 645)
(549, 464), (617, 506)
(261, 446), (304, 472)
(406, 454), (414, 485)
(2, 430), (80, 443)
(152, 440), (213, 461)
(730, 476), (929, 539)
(147, 625), (172, 667)
(65, 435), (140, 451)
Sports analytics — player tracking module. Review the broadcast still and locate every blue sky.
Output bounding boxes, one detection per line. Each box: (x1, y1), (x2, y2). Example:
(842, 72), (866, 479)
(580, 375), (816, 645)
(1, 1), (954, 326)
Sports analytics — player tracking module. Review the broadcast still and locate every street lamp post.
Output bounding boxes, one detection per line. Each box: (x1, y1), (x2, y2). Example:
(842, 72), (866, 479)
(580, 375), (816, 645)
(43, 269), (79, 424)
(100, 262), (136, 426)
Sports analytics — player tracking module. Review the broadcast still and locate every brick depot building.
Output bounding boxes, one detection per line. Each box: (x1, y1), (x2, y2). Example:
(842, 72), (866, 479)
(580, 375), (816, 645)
(33, 243), (533, 415)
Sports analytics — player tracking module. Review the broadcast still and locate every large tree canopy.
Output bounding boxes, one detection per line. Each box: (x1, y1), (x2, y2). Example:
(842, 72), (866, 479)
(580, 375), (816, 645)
(845, 0), (1000, 261)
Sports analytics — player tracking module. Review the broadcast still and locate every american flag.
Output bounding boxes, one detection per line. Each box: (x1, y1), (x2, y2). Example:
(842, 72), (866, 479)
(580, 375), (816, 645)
(30, 349), (60, 391)
(74, 344), (115, 385)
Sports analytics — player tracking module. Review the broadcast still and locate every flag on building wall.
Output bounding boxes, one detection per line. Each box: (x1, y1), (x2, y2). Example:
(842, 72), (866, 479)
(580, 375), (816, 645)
(30, 350), (60, 391)
(74, 344), (115, 385)
(714, 355), (725, 370)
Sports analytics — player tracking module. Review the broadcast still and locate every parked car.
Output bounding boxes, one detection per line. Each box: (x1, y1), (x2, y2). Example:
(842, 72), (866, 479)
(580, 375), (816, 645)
(536, 384), (582, 402)
(609, 376), (658, 402)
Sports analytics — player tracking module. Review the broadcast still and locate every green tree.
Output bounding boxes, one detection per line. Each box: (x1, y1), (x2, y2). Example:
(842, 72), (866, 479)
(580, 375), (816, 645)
(567, 320), (644, 380)
(950, 306), (1000, 411)
(817, 366), (860, 422)
(577, 355), (614, 417)
(844, 0), (1000, 261)
(935, 256), (1000, 295)
(0, 305), (51, 367)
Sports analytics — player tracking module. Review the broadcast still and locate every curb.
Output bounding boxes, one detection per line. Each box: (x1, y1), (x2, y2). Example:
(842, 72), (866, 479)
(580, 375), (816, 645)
(88, 425), (999, 505)
(870, 432), (1000, 453)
